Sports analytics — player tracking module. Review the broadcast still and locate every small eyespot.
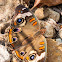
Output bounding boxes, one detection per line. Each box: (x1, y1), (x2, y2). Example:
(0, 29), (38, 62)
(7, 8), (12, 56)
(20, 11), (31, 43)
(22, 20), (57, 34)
(13, 38), (16, 41)
(13, 37), (17, 42)
(21, 11), (23, 13)
(13, 28), (18, 32)
(20, 51), (25, 56)
(13, 28), (21, 33)
(18, 10), (23, 13)
(17, 18), (24, 24)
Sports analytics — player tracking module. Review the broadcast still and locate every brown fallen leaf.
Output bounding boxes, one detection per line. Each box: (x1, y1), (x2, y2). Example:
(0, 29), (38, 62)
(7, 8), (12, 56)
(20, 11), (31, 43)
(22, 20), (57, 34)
(31, 0), (62, 10)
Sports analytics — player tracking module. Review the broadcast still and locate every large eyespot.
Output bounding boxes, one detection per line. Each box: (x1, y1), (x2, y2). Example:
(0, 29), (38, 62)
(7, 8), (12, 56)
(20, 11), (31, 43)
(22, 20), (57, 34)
(17, 18), (24, 24)
(30, 55), (35, 60)
(12, 37), (17, 42)
(29, 53), (36, 60)
(13, 28), (22, 33)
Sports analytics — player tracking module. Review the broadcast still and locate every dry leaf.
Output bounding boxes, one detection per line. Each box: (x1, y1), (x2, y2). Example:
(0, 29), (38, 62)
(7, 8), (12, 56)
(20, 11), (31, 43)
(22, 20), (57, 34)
(31, 0), (62, 10)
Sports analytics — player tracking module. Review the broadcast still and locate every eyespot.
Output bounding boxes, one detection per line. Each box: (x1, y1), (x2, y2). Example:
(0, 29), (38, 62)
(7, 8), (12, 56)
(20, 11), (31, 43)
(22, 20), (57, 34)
(13, 28), (19, 32)
(13, 38), (16, 41)
(13, 28), (21, 33)
(17, 19), (22, 23)
(17, 18), (24, 24)
(29, 53), (36, 60)
(12, 37), (17, 42)
(20, 51), (25, 56)
(21, 11), (23, 13)
(30, 55), (35, 60)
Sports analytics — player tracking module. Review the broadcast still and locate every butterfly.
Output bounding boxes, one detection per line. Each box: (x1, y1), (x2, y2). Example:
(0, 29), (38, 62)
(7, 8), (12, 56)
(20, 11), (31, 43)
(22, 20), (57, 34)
(1, 4), (47, 62)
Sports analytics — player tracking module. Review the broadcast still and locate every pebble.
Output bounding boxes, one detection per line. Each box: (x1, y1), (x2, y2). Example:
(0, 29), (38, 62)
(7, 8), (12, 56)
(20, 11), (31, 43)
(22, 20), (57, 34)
(35, 8), (60, 22)
(34, 8), (44, 19)
(40, 19), (56, 38)
(56, 38), (62, 45)
(0, 44), (10, 62)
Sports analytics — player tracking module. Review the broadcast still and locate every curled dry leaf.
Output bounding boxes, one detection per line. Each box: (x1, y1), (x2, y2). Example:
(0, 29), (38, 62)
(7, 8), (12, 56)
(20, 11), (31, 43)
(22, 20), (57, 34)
(31, 0), (62, 10)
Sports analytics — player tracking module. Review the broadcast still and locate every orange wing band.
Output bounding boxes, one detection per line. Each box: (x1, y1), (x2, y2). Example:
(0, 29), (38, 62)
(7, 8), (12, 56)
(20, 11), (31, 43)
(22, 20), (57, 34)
(40, 42), (44, 45)
(33, 21), (37, 26)
(29, 18), (35, 22)
(39, 46), (45, 50)
(9, 29), (12, 43)
(15, 51), (23, 60)
(14, 22), (17, 25)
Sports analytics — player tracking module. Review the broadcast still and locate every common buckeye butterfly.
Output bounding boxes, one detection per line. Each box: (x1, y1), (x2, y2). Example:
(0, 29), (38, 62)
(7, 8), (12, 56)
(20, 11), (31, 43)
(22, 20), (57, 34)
(1, 5), (47, 62)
